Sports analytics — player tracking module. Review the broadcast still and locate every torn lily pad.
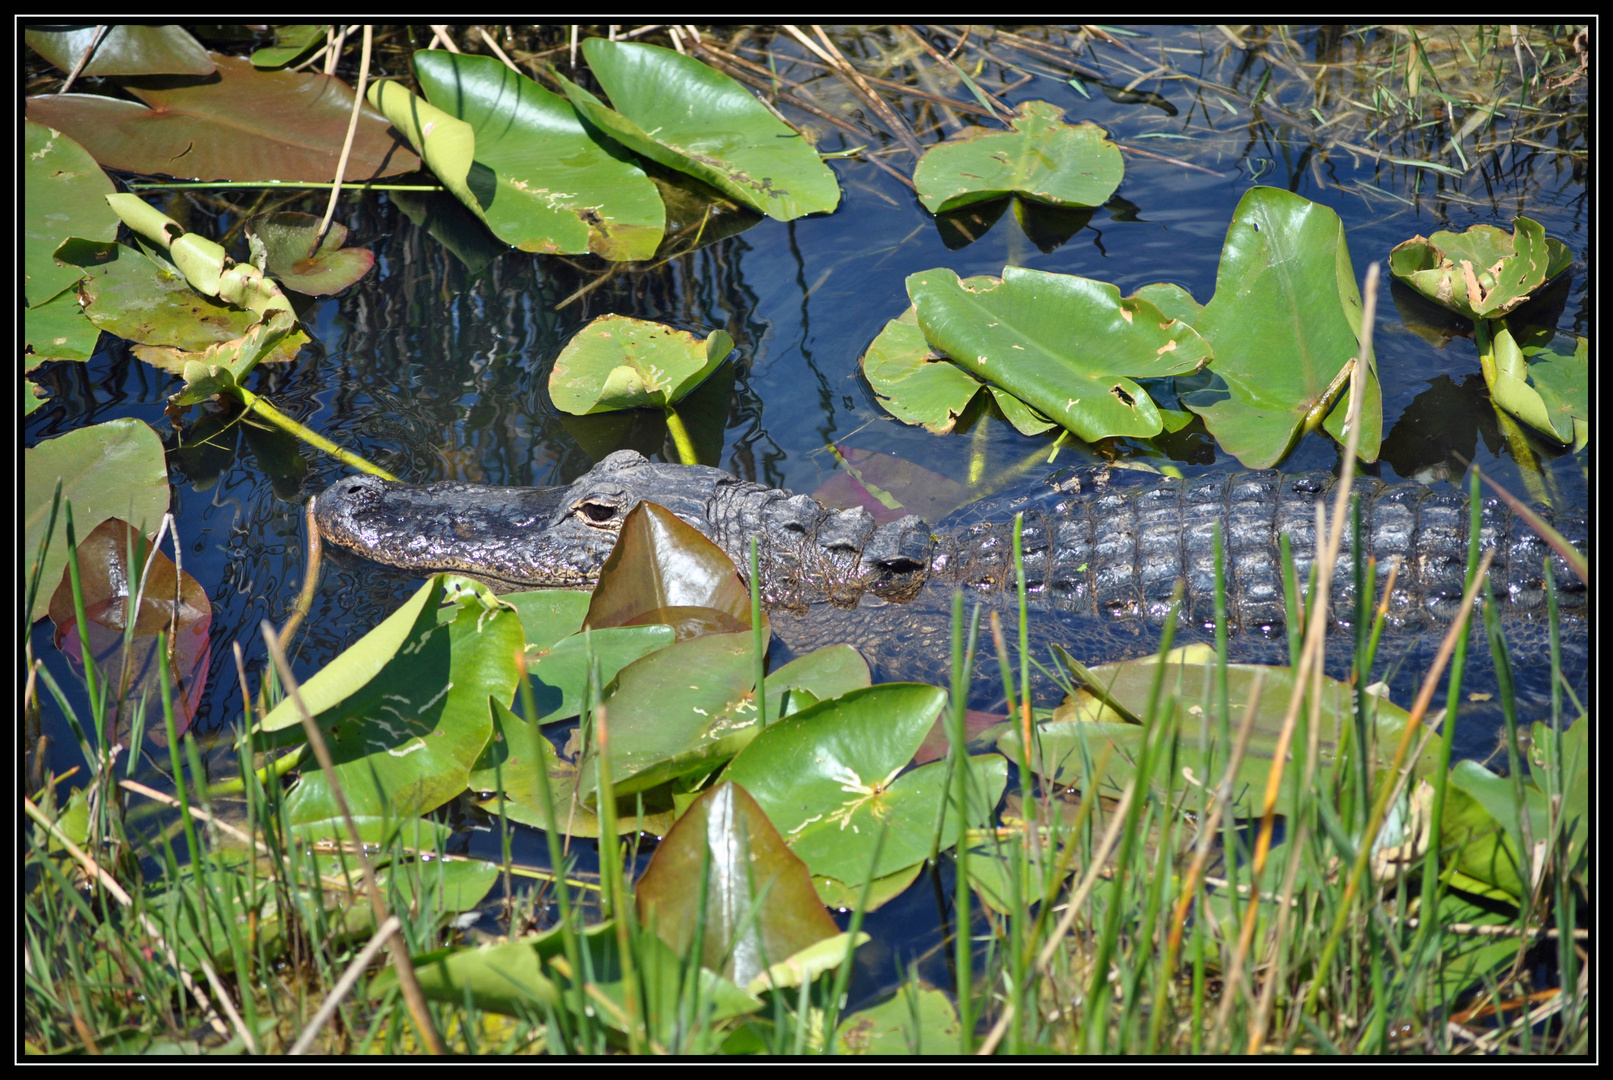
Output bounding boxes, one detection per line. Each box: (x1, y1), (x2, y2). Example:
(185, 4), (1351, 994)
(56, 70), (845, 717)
(1388, 216), (1573, 322)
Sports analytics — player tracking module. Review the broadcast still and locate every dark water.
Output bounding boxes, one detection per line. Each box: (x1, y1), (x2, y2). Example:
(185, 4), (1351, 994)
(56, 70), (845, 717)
(26, 25), (1588, 1013)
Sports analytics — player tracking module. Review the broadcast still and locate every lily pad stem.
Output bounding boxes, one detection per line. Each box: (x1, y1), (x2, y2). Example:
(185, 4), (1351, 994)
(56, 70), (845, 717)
(663, 405), (699, 466)
(235, 386), (398, 480)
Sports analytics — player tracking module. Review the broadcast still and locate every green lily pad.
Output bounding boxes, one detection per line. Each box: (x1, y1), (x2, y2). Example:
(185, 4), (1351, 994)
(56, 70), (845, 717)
(764, 644), (871, 723)
(836, 983), (963, 1054)
(26, 287), (100, 367)
(259, 576), (522, 832)
(497, 589), (593, 650)
(1388, 216), (1574, 321)
(472, 700), (675, 838)
(550, 314), (734, 416)
(861, 296), (1054, 438)
(1001, 651), (1438, 819)
(576, 630), (761, 800)
(138, 308), (306, 407)
(412, 51), (665, 260)
(1522, 334), (1588, 443)
(558, 39), (840, 222)
(907, 267), (1210, 442)
(377, 921), (763, 1038)
(721, 684), (1008, 886)
(27, 53), (417, 182)
(636, 780), (844, 988)
(66, 239), (260, 351)
(1184, 186), (1382, 468)
(25, 418), (170, 624)
(1130, 282), (1203, 327)
(811, 862), (925, 913)
(521, 625), (676, 725)
(249, 25), (328, 71)
(913, 101), (1123, 215)
(24, 119), (116, 307)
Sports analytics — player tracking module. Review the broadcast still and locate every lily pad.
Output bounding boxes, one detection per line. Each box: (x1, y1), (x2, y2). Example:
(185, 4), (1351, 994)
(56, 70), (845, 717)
(908, 267), (1211, 442)
(913, 101), (1123, 215)
(1002, 651), (1439, 819)
(520, 625), (677, 725)
(64, 239), (308, 371)
(246, 212), (374, 296)
(25, 418), (170, 624)
(575, 630), (760, 800)
(26, 53), (417, 182)
(24, 119), (117, 307)
(635, 780), (843, 988)
(721, 684), (1008, 886)
(550, 314), (734, 416)
(583, 499), (755, 633)
(472, 700), (675, 838)
(1388, 216), (1573, 322)
(26, 25), (213, 78)
(861, 299), (1055, 438)
(259, 576), (522, 832)
(26, 287), (100, 367)
(1184, 186), (1382, 468)
(412, 51), (665, 260)
(377, 921), (763, 1038)
(836, 983), (963, 1054)
(559, 39), (840, 222)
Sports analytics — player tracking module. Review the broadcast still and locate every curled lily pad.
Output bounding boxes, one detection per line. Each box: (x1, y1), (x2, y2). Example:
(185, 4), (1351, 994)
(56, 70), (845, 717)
(550, 314), (735, 416)
(246, 212), (374, 296)
(583, 500), (754, 632)
(913, 101), (1123, 215)
(1388, 216), (1573, 322)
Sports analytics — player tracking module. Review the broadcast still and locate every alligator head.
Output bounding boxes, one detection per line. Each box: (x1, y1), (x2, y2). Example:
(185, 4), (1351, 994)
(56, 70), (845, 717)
(314, 450), (738, 590)
(314, 449), (937, 602)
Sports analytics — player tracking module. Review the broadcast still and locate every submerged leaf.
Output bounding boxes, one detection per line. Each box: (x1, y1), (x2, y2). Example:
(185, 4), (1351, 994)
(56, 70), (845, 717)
(48, 518), (210, 744)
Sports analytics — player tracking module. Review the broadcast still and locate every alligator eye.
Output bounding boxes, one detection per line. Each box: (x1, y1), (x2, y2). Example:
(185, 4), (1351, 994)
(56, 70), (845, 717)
(575, 499), (620, 526)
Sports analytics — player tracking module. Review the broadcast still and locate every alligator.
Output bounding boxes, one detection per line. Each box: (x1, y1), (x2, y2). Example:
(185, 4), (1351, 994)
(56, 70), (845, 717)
(316, 450), (1586, 750)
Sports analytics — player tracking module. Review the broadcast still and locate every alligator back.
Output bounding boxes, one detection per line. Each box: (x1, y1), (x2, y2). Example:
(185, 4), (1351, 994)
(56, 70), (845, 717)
(926, 468), (1586, 634)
